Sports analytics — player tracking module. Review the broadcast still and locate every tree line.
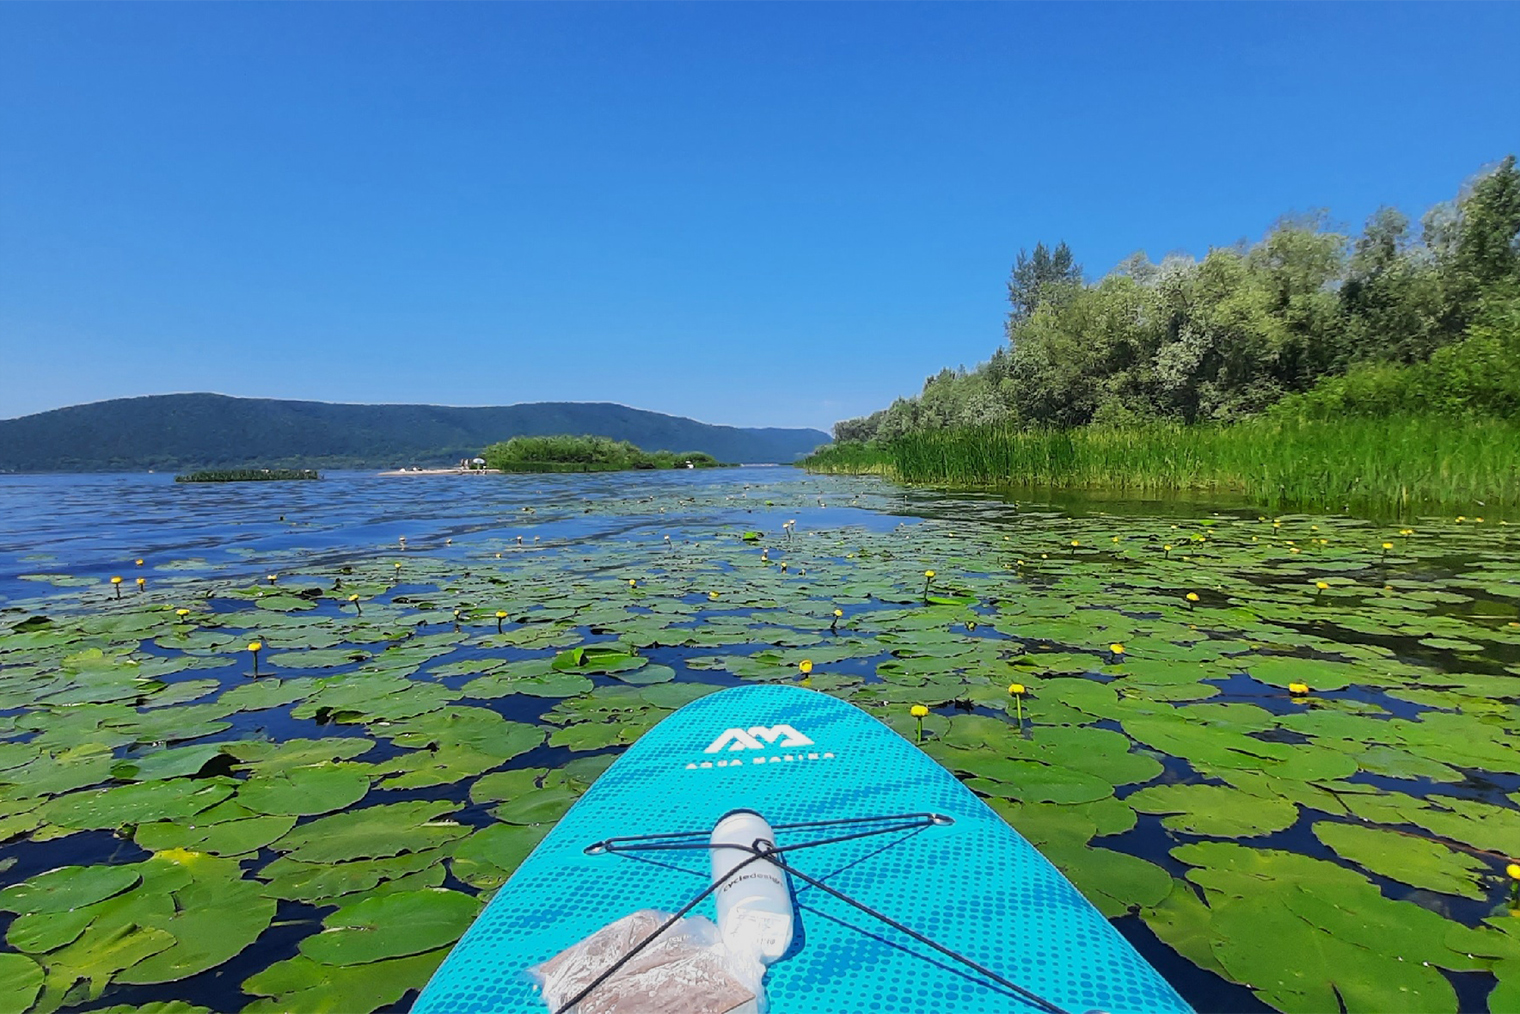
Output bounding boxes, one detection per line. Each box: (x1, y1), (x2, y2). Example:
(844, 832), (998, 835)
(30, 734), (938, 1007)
(834, 156), (1520, 443)
(483, 434), (722, 471)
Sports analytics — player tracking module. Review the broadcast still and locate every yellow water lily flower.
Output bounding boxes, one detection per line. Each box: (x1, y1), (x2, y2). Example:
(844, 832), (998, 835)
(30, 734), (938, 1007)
(799, 660), (813, 675)
(1288, 682), (1309, 695)
(910, 704), (928, 718)
(1008, 683), (1028, 722)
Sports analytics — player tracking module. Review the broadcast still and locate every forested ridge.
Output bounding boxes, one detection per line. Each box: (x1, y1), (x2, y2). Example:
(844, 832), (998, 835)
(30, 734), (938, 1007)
(0, 394), (829, 471)
(834, 156), (1520, 443)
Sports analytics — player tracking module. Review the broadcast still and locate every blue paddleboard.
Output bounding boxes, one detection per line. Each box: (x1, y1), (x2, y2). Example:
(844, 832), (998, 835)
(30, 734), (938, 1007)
(416, 685), (1191, 1014)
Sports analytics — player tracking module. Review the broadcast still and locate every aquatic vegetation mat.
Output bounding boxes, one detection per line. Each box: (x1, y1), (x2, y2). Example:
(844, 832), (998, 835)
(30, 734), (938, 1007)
(1, 474), (1519, 1012)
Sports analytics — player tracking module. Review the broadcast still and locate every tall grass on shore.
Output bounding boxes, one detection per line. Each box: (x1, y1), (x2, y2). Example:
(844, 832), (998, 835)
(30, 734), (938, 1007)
(805, 417), (1520, 511)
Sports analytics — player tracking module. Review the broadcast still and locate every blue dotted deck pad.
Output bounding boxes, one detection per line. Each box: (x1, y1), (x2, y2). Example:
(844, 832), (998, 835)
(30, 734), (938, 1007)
(415, 685), (1193, 1014)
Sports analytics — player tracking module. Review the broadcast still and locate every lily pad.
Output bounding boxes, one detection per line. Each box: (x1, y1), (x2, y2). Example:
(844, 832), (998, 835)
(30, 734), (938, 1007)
(258, 850), (447, 905)
(111, 743), (229, 782)
(0, 864), (141, 915)
(298, 888), (478, 965)
(134, 808), (298, 857)
(117, 871), (276, 984)
(1043, 845), (1171, 918)
(608, 663), (677, 686)
(0, 953), (43, 1012)
(964, 762), (1115, 805)
(241, 947), (449, 1014)
(450, 823), (551, 890)
(228, 737), (375, 775)
(1139, 880), (1227, 977)
(238, 766), (373, 817)
(491, 786), (580, 826)
(270, 801), (468, 864)
(1311, 821), (1488, 899)
(1127, 783), (1298, 838)
(39, 779), (235, 834)
(217, 678), (318, 712)
(551, 644), (642, 673)
(1209, 892), (1456, 1013)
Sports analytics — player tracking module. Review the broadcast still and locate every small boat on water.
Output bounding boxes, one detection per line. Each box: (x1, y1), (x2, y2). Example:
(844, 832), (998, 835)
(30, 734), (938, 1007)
(416, 684), (1192, 1014)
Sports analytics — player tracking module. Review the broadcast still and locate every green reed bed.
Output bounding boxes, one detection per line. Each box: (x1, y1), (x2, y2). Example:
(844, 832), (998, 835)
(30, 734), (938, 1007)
(807, 417), (1520, 512)
(802, 440), (894, 476)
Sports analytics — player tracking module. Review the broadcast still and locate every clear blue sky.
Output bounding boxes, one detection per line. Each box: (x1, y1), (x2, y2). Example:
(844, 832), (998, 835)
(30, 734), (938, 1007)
(2, 3), (1516, 432)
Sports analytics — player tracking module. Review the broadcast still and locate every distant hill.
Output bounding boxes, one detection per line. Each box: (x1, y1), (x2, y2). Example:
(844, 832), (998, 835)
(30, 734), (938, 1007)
(0, 394), (831, 471)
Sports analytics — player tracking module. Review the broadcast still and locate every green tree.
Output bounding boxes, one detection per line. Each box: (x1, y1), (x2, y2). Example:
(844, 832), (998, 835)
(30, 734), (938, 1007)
(1243, 216), (1349, 385)
(1341, 207), (1442, 363)
(828, 156), (1517, 442)
(1452, 154), (1520, 293)
(1006, 241), (1083, 324)
(1004, 273), (1165, 426)
(1427, 155), (1520, 335)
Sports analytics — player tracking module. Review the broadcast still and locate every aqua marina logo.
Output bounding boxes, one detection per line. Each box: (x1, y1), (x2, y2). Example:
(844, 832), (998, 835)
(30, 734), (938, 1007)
(704, 725), (815, 753)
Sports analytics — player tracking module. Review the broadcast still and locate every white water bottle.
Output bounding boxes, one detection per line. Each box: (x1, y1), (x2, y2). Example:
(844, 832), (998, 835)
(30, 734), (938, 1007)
(710, 809), (794, 964)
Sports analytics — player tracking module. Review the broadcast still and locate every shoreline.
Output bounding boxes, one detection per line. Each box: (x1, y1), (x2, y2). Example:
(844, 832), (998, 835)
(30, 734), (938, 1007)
(375, 467), (501, 476)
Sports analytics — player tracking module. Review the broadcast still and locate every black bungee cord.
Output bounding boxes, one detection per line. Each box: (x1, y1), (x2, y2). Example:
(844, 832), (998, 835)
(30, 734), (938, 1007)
(550, 812), (1072, 1014)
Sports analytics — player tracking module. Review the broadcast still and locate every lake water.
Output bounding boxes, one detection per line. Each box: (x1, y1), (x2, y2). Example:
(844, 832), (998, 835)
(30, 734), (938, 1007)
(1, 468), (1517, 1014)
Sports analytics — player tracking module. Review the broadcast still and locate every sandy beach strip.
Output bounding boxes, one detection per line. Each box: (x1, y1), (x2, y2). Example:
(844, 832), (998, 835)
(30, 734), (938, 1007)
(375, 467), (501, 476)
